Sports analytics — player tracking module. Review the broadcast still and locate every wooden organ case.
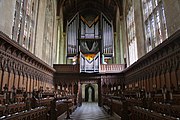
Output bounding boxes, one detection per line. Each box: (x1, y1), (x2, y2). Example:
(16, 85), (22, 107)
(67, 12), (114, 73)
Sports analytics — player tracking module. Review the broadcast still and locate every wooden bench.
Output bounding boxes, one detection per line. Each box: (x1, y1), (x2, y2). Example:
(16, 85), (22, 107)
(0, 102), (26, 116)
(69, 105), (76, 114)
(55, 101), (67, 117)
(130, 106), (178, 120)
(151, 102), (180, 118)
(16, 94), (24, 103)
(103, 105), (110, 114)
(0, 106), (48, 120)
(38, 98), (52, 111)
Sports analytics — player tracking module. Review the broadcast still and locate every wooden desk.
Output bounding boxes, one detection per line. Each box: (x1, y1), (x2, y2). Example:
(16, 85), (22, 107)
(63, 100), (72, 119)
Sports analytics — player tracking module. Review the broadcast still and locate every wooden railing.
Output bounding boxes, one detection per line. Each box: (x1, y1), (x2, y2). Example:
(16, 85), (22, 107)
(100, 64), (125, 73)
(0, 95), (77, 120)
(53, 64), (79, 73)
(102, 95), (180, 120)
(54, 64), (125, 73)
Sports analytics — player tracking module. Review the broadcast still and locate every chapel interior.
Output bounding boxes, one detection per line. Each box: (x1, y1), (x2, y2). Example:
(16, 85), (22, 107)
(0, 0), (180, 120)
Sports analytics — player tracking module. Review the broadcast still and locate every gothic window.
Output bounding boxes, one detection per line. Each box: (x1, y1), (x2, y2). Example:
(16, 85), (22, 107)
(12, 0), (38, 51)
(127, 6), (138, 65)
(142, 0), (168, 52)
(42, 0), (54, 65)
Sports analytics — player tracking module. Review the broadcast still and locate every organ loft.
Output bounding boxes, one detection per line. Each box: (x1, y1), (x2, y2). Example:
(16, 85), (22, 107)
(0, 0), (180, 120)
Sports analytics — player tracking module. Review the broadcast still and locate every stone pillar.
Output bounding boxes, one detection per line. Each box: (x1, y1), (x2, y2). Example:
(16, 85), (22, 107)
(134, 0), (145, 58)
(163, 0), (180, 36)
(56, 16), (60, 64)
(114, 7), (124, 64)
(59, 7), (65, 64)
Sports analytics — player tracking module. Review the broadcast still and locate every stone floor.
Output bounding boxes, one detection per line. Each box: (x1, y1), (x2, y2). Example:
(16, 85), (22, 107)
(58, 102), (121, 120)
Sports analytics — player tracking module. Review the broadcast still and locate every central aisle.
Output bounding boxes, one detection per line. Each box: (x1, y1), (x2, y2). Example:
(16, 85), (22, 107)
(58, 102), (120, 120)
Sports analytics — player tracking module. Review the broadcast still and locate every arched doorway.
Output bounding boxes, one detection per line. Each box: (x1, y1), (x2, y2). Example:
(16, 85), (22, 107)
(85, 84), (95, 102)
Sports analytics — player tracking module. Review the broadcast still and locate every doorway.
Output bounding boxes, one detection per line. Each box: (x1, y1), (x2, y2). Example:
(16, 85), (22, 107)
(85, 84), (95, 102)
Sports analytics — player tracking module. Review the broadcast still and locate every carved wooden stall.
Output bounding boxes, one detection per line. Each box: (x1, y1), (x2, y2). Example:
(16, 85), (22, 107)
(0, 31), (57, 119)
(124, 30), (180, 104)
(0, 31), (55, 100)
(101, 30), (180, 120)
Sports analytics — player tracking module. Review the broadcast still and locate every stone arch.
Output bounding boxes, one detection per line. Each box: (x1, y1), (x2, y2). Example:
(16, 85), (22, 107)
(85, 84), (95, 102)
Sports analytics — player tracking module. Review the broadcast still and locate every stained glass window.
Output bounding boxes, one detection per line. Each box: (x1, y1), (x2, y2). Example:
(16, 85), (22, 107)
(42, 0), (54, 65)
(142, 0), (168, 52)
(127, 6), (138, 65)
(12, 0), (38, 51)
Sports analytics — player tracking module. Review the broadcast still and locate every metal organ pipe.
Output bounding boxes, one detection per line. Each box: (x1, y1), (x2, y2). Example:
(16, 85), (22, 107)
(72, 21), (75, 53)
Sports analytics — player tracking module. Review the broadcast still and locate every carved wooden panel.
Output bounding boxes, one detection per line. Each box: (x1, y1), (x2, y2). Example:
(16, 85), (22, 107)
(0, 31), (55, 93)
(124, 30), (180, 92)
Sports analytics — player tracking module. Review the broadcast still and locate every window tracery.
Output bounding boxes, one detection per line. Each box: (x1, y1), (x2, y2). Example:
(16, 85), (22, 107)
(127, 6), (138, 65)
(12, 0), (38, 51)
(142, 0), (168, 52)
(42, 0), (54, 65)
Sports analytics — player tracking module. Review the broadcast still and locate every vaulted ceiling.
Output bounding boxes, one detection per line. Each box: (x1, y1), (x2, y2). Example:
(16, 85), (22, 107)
(57, 0), (123, 30)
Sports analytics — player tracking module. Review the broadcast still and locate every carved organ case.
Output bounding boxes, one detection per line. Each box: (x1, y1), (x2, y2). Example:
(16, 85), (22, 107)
(67, 12), (113, 73)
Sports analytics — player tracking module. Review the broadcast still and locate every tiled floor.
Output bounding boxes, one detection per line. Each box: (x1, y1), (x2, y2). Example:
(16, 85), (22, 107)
(58, 102), (121, 120)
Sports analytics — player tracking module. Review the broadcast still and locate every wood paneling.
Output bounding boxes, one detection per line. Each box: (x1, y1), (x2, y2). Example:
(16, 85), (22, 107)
(0, 31), (54, 103)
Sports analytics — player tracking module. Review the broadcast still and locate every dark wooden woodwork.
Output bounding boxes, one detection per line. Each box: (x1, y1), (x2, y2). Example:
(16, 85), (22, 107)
(0, 31), (55, 94)
(124, 30), (180, 95)
(0, 106), (48, 120)
(130, 106), (178, 120)
(0, 102), (26, 117)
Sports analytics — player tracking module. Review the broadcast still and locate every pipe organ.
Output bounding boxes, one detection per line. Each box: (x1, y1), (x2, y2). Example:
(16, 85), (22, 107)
(67, 13), (114, 73)
(80, 52), (100, 73)
(102, 15), (114, 55)
(67, 14), (79, 55)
